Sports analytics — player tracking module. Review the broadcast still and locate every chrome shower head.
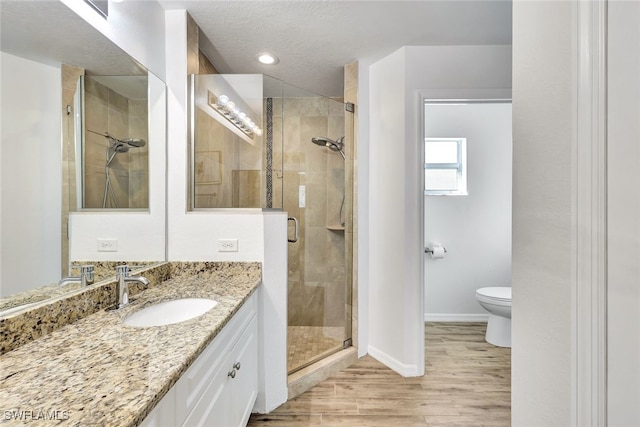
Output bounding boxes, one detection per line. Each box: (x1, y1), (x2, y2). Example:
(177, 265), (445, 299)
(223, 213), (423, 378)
(311, 136), (331, 147)
(311, 136), (345, 159)
(104, 133), (146, 148)
(121, 138), (146, 148)
(114, 143), (129, 153)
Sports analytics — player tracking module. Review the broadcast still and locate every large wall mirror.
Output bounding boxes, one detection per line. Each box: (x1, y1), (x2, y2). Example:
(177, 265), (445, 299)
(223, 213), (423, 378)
(188, 74), (286, 210)
(0, 1), (167, 315)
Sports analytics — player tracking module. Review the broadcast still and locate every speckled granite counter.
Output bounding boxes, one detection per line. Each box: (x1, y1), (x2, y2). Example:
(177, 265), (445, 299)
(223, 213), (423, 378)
(1, 263), (173, 354)
(0, 262), (261, 426)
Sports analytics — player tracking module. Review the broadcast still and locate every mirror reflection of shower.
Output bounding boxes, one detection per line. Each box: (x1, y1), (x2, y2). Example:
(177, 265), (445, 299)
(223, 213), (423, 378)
(311, 136), (346, 159)
(78, 75), (150, 210)
(102, 133), (146, 208)
(310, 136), (346, 226)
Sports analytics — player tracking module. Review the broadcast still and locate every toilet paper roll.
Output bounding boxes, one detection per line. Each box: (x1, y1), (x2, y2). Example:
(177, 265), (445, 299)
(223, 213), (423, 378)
(430, 246), (445, 259)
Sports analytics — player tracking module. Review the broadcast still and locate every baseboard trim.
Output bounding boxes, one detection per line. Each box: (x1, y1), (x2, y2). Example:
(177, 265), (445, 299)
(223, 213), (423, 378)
(424, 313), (489, 322)
(368, 345), (420, 377)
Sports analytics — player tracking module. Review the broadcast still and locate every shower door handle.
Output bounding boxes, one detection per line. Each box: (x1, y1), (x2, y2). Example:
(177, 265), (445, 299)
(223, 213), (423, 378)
(287, 217), (299, 243)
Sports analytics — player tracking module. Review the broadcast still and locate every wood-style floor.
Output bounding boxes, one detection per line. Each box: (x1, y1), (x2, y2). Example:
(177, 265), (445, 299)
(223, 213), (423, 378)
(248, 323), (511, 426)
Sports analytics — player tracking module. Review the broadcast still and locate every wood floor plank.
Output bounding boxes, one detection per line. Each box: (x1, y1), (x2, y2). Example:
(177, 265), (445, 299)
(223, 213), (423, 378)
(356, 398), (461, 416)
(334, 382), (425, 398)
(273, 398), (359, 415)
(321, 415), (430, 426)
(247, 323), (511, 426)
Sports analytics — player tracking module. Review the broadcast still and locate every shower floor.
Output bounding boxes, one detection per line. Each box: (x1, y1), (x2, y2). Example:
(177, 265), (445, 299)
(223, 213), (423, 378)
(288, 326), (345, 373)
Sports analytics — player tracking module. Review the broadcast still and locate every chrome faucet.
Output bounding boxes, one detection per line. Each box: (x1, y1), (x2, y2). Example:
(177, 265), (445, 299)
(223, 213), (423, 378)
(58, 265), (94, 287)
(115, 265), (150, 309)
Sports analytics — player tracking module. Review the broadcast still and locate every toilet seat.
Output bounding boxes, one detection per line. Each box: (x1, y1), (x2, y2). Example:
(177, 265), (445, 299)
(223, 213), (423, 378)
(476, 287), (511, 302)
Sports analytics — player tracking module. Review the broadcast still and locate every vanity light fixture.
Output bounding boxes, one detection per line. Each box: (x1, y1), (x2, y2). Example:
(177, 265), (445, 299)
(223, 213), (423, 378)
(208, 92), (263, 139)
(256, 52), (279, 65)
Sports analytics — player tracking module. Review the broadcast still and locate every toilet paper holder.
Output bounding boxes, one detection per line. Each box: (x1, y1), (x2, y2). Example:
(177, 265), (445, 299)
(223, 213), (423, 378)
(425, 246), (447, 254)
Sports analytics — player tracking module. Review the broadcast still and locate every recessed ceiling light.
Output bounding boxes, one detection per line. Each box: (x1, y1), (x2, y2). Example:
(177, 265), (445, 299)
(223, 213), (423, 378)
(257, 52), (279, 65)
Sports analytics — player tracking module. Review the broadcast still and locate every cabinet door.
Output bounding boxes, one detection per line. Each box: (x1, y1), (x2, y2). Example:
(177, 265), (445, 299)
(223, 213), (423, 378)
(229, 316), (258, 427)
(181, 362), (230, 427)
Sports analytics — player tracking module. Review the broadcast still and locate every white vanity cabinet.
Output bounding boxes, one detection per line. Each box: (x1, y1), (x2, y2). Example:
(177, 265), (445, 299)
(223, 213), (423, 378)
(141, 293), (258, 427)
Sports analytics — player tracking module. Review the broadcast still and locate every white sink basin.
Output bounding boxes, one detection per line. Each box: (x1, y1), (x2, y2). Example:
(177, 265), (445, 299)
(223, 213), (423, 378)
(124, 298), (218, 327)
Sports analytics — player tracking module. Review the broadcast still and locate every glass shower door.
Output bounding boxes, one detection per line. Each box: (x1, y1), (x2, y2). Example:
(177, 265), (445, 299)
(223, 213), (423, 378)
(277, 82), (352, 374)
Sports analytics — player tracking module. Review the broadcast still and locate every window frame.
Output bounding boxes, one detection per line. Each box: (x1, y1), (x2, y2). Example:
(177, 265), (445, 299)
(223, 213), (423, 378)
(424, 137), (468, 196)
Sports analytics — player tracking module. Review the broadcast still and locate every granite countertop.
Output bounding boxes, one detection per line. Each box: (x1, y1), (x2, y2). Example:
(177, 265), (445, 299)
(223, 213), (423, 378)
(0, 263), (261, 426)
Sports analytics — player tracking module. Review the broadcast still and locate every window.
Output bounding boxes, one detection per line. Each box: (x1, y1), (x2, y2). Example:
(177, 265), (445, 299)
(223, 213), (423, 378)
(424, 138), (467, 195)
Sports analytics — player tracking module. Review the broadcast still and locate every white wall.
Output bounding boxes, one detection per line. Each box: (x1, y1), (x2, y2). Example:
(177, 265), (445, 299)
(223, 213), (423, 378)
(0, 52), (61, 295)
(368, 48), (417, 375)
(165, 11), (263, 264)
(424, 103), (512, 321)
(367, 45), (511, 376)
(607, 1), (640, 424)
(255, 212), (288, 413)
(512, 1), (574, 424)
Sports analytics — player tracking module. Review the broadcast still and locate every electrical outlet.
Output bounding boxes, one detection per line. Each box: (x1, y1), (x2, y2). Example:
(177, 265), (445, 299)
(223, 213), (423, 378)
(218, 239), (238, 252)
(97, 239), (118, 252)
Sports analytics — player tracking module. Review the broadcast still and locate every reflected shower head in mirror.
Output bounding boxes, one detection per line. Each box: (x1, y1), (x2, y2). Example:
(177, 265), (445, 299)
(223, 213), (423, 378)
(121, 138), (146, 147)
(103, 133), (146, 166)
(104, 133), (146, 148)
(311, 136), (345, 159)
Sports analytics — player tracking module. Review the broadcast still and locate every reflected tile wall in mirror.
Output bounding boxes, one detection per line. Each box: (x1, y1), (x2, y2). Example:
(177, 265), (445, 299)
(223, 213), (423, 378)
(82, 76), (149, 209)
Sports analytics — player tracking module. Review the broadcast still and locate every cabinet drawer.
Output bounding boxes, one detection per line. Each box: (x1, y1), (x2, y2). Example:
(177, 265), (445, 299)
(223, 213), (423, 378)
(175, 294), (257, 423)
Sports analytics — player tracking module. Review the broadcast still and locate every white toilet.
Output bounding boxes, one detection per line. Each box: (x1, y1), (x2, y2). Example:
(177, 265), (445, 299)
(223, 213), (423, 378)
(475, 287), (512, 348)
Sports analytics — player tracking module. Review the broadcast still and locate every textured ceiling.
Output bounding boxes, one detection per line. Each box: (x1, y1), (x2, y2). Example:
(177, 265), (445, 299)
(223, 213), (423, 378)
(160, 0), (513, 97)
(1, 1), (512, 98)
(0, 0), (145, 76)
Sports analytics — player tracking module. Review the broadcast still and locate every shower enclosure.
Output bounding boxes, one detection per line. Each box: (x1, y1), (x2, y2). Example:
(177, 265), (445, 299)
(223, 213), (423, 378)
(190, 74), (354, 374)
(277, 82), (352, 374)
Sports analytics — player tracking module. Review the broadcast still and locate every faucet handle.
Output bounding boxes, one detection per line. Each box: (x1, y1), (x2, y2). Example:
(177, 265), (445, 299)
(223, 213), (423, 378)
(116, 265), (130, 277)
(80, 265), (94, 286)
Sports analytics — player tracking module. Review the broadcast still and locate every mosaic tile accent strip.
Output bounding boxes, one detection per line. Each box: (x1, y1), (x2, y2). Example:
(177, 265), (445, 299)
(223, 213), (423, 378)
(266, 97), (273, 208)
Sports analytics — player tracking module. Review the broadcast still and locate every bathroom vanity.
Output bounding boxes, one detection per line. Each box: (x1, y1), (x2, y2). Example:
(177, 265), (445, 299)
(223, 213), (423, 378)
(141, 292), (258, 426)
(0, 262), (261, 426)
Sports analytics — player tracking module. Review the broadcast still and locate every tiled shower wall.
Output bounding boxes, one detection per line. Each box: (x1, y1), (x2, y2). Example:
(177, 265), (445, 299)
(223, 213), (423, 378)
(275, 97), (347, 328)
(83, 77), (148, 209)
(193, 106), (263, 208)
